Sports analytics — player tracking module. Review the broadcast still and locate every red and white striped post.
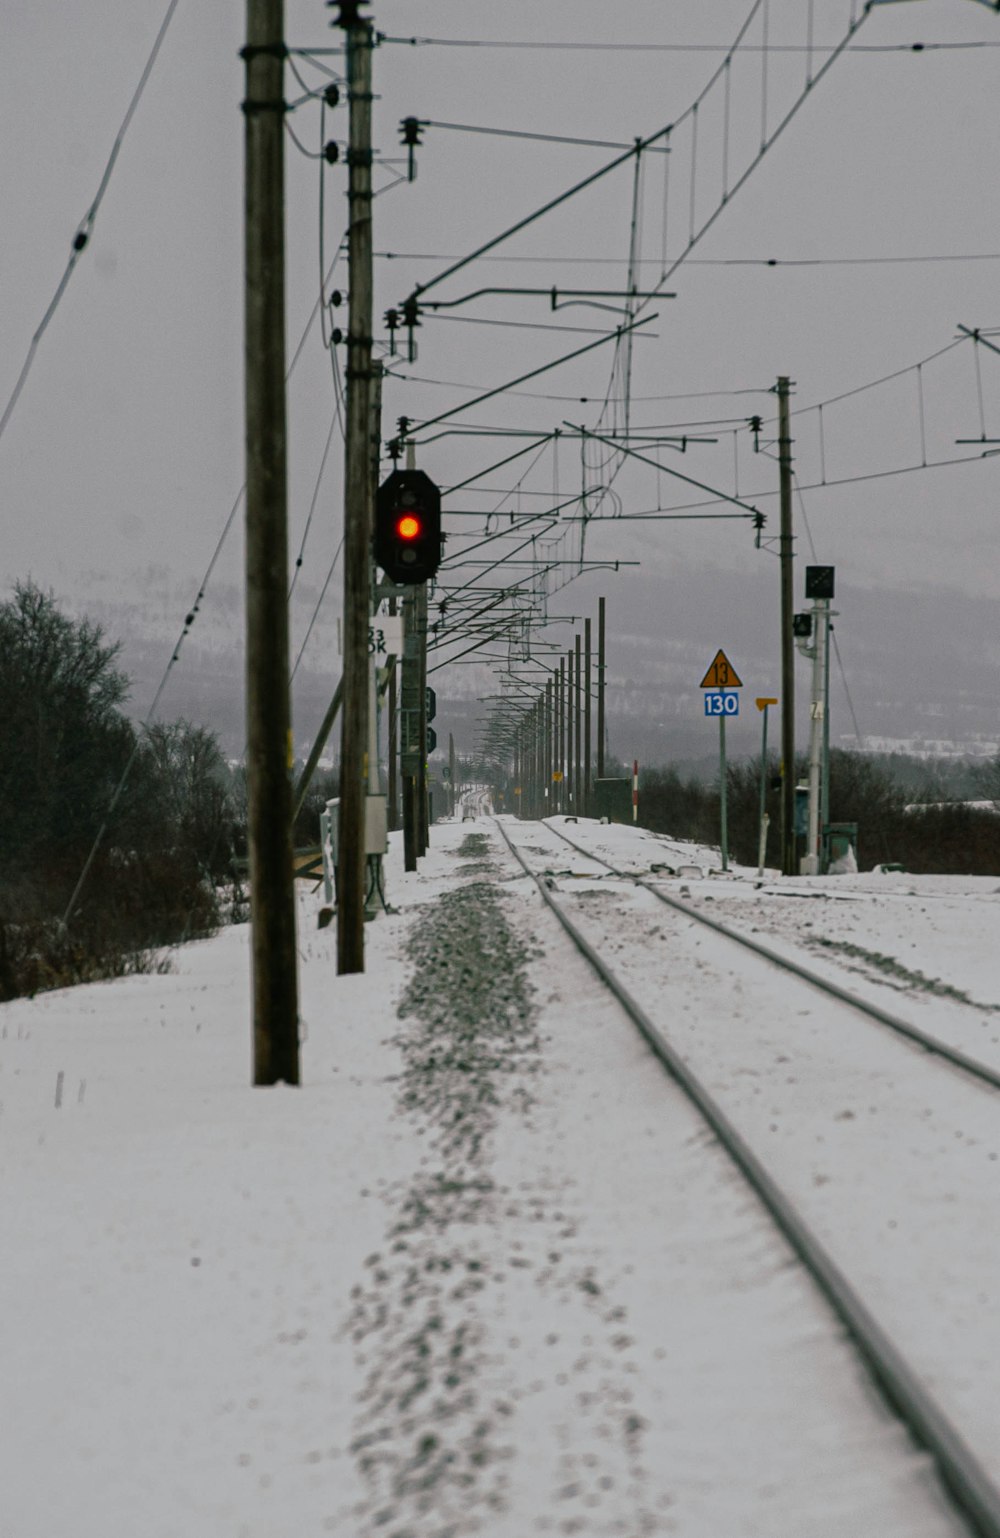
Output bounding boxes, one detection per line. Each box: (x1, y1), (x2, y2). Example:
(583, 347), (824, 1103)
(632, 759), (639, 823)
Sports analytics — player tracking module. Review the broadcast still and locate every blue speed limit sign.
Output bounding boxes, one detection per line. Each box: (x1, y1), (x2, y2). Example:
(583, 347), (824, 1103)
(704, 690), (739, 717)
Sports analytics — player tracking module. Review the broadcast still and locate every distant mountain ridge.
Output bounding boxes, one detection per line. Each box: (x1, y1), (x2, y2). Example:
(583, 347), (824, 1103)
(54, 562), (1000, 770)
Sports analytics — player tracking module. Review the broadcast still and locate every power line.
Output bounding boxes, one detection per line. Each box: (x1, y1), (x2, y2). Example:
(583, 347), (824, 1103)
(0, 0), (182, 448)
(63, 244), (349, 931)
(291, 537), (345, 682)
(388, 369), (772, 402)
(789, 337), (968, 421)
(425, 313), (633, 338)
(794, 468), (866, 748)
(287, 405), (342, 606)
(831, 628), (865, 749)
(411, 315), (656, 435)
(584, 448), (996, 523)
(379, 34), (1000, 54)
(378, 250), (1000, 269)
(396, 0), (771, 310)
(413, 118), (669, 153)
(571, 1), (872, 545)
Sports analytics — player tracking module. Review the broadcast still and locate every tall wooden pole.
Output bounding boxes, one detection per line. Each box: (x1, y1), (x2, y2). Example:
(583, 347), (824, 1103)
(566, 647), (575, 812)
(535, 697), (544, 817)
(584, 616), (592, 815)
(777, 376), (796, 877)
(574, 631), (582, 814)
(244, 0), (298, 1085)
(597, 596), (606, 779)
(553, 655), (560, 812)
(545, 678), (553, 817)
(337, 15), (374, 972)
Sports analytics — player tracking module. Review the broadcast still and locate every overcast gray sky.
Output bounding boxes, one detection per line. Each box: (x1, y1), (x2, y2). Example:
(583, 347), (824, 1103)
(1, 0), (998, 756)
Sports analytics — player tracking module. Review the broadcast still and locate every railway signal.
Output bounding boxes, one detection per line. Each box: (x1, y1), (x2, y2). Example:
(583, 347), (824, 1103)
(374, 468), (442, 584)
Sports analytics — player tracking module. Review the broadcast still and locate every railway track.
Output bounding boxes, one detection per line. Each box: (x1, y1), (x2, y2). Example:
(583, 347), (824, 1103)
(492, 814), (1000, 1538)
(542, 815), (1000, 1095)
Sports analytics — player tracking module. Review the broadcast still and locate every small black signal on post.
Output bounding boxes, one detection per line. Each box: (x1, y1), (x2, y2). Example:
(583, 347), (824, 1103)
(374, 469), (442, 585)
(805, 565), (835, 599)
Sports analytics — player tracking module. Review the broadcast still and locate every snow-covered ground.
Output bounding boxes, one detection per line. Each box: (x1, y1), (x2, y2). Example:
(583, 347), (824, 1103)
(3, 816), (999, 1536)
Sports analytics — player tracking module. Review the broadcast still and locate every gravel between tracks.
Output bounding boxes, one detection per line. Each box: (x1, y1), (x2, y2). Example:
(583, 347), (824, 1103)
(341, 832), (673, 1536)
(342, 834), (546, 1534)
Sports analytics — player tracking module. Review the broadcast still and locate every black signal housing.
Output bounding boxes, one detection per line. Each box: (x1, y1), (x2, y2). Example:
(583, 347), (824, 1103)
(374, 469), (442, 584)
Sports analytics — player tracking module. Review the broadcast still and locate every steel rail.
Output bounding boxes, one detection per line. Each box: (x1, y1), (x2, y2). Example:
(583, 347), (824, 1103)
(493, 815), (1000, 1538)
(542, 818), (1000, 1098)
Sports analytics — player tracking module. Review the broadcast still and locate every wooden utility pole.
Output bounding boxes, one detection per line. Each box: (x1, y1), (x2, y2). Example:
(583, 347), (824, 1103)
(243, 0), (299, 1086)
(545, 677), (553, 816)
(574, 632), (582, 813)
(336, 12), (374, 972)
(565, 647), (575, 811)
(597, 596), (606, 778)
(553, 655), (560, 812)
(777, 377), (797, 877)
(534, 697), (543, 817)
(535, 689), (542, 817)
(584, 617), (592, 815)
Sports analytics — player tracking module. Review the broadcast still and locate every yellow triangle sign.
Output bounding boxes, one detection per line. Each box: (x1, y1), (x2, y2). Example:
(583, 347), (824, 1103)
(700, 649), (742, 689)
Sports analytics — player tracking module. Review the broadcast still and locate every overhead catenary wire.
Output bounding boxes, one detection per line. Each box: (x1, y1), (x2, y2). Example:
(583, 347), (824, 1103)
(287, 403), (342, 605)
(425, 313), (633, 338)
(388, 5), (995, 684)
(584, 449), (997, 525)
(62, 230), (350, 930)
(291, 536), (345, 683)
(786, 336), (968, 422)
(377, 36), (1000, 55)
(530, 0), (775, 486)
(566, 327), (997, 524)
(636, 5), (870, 323)
(0, 0), (182, 449)
(520, 2), (870, 548)
(406, 118), (670, 153)
(786, 470), (867, 749)
(790, 473), (863, 748)
(391, 0), (865, 319)
(378, 250), (1000, 267)
(410, 315), (656, 437)
(388, 370), (775, 402)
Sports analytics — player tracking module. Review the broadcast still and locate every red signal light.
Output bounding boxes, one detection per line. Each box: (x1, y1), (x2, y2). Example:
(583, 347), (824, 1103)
(375, 468), (442, 583)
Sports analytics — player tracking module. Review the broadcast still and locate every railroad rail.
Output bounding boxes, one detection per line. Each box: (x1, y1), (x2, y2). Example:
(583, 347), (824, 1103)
(540, 816), (1000, 1097)
(493, 814), (1000, 1538)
